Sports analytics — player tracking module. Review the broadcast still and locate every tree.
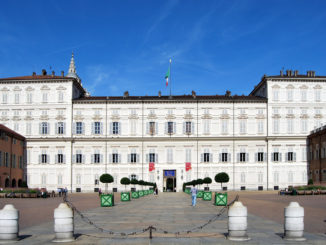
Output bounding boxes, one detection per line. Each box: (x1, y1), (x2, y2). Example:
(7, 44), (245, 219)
(100, 173), (114, 193)
(203, 177), (212, 187)
(215, 172), (229, 189)
(197, 178), (204, 188)
(130, 179), (138, 189)
(120, 177), (131, 190)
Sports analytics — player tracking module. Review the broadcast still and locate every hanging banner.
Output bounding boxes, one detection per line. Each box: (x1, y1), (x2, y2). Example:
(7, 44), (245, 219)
(149, 162), (155, 172)
(185, 162), (191, 171)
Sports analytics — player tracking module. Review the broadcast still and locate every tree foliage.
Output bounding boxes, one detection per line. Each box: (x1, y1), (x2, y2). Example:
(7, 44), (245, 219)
(203, 177), (212, 185)
(100, 173), (114, 184)
(215, 172), (229, 188)
(120, 177), (131, 185)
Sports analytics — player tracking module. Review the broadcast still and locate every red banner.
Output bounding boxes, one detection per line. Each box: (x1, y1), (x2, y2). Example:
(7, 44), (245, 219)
(185, 162), (191, 171)
(149, 162), (155, 172)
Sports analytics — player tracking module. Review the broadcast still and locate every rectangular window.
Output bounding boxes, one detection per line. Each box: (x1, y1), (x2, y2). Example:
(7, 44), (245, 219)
(27, 93), (32, 103)
(94, 122), (101, 134)
(167, 148), (173, 163)
(149, 122), (156, 135)
(41, 122), (48, 135)
(185, 122), (192, 134)
(5, 152), (9, 167)
(76, 150), (83, 163)
(41, 154), (47, 164)
(58, 92), (64, 102)
(240, 120), (246, 134)
(203, 120), (210, 134)
(167, 122), (174, 134)
(130, 153), (137, 163)
(315, 90), (321, 102)
(11, 154), (16, 168)
(240, 152), (246, 162)
(149, 153), (155, 162)
(58, 154), (64, 164)
(186, 148), (191, 162)
(42, 93), (48, 103)
(273, 90), (279, 101)
(26, 123), (31, 135)
(222, 153), (228, 162)
(57, 122), (64, 134)
(2, 93), (7, 104)
(203, 153), (210, 162)
(257, 120), (264, 133)
(258, 152), (264, 162)
(94, 153), (100, 163)
(76, 122), (83, 134)
(221, 119), (228, 134)
(112, 153), (119, 163)
(273, 152), (280, 162)
(287, 90), (293, 101)
(287, 119), (293, 134)
(273, 119), (279, 134)
(14, 94), (20, 104)
(19, 156), (23, 168)
(301, 119), (307, 133)
(301, 90), (307, 101)
(287, 152), (293, 161)
(112, 122), (119, 135)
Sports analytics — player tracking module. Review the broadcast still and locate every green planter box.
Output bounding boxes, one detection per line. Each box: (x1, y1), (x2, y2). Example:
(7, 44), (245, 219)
(215, 192), (227, 206)
(149, 189), (154, 194)
(139, 190), (144, 197)
(131, 191), (139, 199)
(185, 188), (191, 194)
(144, 190), (149, 195)
(100, 194), (114, 207)
(203, 191), (212, 201)
(121, 192), (130, 202)
(197, 190), (204, 198)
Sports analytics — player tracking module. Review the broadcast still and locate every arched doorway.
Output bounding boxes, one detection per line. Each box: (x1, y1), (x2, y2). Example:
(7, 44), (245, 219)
(11, 179), (16, 188)
(18, 179), (22, 187)
(5, 178), (10, 188)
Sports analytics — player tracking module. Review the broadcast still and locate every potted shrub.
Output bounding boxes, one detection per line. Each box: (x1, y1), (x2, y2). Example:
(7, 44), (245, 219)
(214, 172), (229, 206)
(138, 180), (145, 197)
(120, 177), (131, 201)
(203, 177), (212, 201)
(99, 173), (114, 207)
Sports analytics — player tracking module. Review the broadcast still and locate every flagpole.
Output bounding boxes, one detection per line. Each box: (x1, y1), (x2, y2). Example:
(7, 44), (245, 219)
(169, 59), (172, 98)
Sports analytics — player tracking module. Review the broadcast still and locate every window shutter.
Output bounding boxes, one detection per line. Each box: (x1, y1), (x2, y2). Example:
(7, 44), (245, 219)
(271, 153), (274, 161)
(63, 122), (66, 135)
(39, 154), (41, 164)
(136, 154), (139, 163)
(155, 153), (158, 163)
(47, 155), (50, 164)
(166, 151), (169, 163)
(173, 122), (176, 134)
(207, 120), (210, 134)
(100, 122), (103, 135)
(294, 152), (296, 162)
(100, 154), (103, 163)
(191, 122), (194, 135)
(146, 154), (149, 163)
(55, 123), (58, 134)
(82, 122), (85, 135)
(128, 154), (131, 163)
(237, 153), (240, 162)
(165, 122), (168, 134)
(255, 153), (258, 162)
(82, 154), (85, 164)
(246, 153), (249, 162)
(155, 122), (158, 135)
(200, 153), (204, 162)
(110, 122), (113, 135)
(72, 122), (76, 134)
(118, 122), (121, 135)
(92, 122), (95, 134)
(55, 154), (58, 164)
(285, 152), (288, 162)
(210, 153), (213, 163)
(264, 153), (267, 162)
(109, 154), (112, 163)
(39, 123), (42, 134)
(91, 154), (94, 164)
(63, 155), (66, 164)
(47, 123), (50, 135)
(228, 153), (231, 162)
(146, 122), (149, 134)
(73, 154), (76, 164)
(183, 122), (186, 134)
(118, 154), (121, 163)
(279, 153), (282, 162)
(219, 153), (221, 162)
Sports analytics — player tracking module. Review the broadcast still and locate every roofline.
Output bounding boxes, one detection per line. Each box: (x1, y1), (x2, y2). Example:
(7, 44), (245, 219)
(0, 124), (25, 141)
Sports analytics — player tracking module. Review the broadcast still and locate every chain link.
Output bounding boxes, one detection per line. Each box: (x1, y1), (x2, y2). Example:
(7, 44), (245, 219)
(63, 194), (239, 238)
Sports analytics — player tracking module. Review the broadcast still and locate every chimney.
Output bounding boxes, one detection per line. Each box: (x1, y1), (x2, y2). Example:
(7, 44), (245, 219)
(286, 70), (290, 76)
(42, 69), (47, 76)
(158, 91), (161, 97)
(307, 71), (311, 77)
(312, 71), (315, 77)
(123, 91), (129, 98)
(294, 70), (298, 77)
(51, 71), (55, 77)
(280, 70), (283, 76)
(32, 72), (36, 76)
(61, 71), (64, 77)
(191, 90), (196, 98)
(225, 90), (231, 97)
(289, 70), (293, 76)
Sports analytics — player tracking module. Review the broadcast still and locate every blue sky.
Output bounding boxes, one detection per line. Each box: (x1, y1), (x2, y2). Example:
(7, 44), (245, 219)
(1, 0), (326, 96)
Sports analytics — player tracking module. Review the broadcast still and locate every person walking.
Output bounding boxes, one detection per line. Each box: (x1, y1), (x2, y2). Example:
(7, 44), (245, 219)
(191, 184), (198, 206)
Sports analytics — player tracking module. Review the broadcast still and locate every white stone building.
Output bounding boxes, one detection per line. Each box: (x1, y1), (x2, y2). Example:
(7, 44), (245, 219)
(0, 56), (323, 192)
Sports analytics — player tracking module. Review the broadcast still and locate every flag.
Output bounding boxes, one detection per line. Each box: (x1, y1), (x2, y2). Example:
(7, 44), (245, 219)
(185, 162), (191, 171)
(165, 59), (171, 87)
(149, 162), (155, 172)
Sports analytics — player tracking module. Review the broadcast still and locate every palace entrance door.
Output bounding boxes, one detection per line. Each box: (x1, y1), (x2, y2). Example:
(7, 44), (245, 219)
(163, 170), (176, 192)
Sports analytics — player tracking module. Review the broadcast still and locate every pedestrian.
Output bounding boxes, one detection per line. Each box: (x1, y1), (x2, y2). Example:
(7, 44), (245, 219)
(99, 188), (102, 196)
(191, 184), (198, 206)
(58, 188), (61, 197)
(155, 186), (158, 196)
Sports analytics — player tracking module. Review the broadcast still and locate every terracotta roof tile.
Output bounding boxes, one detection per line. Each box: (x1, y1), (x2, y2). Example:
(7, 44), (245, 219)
(0, 124), (25, 141)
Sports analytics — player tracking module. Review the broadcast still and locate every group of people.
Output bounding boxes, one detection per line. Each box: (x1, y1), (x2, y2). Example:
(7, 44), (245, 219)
(57, 187), (68, 197)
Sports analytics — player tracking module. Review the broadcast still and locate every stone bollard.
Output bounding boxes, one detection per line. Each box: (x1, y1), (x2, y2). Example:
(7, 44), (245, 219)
(53, 203), (74, 243)
(227, 201), (250, 241)
(0, 204), (19, 241)
(284, 202), (306, 241)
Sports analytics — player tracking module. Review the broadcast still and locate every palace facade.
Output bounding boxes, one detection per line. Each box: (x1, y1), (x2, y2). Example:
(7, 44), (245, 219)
(0, 55), (323, 192)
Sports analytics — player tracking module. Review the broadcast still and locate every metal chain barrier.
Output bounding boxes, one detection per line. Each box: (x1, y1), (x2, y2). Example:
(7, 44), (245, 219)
(63, 194), (239, 239)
